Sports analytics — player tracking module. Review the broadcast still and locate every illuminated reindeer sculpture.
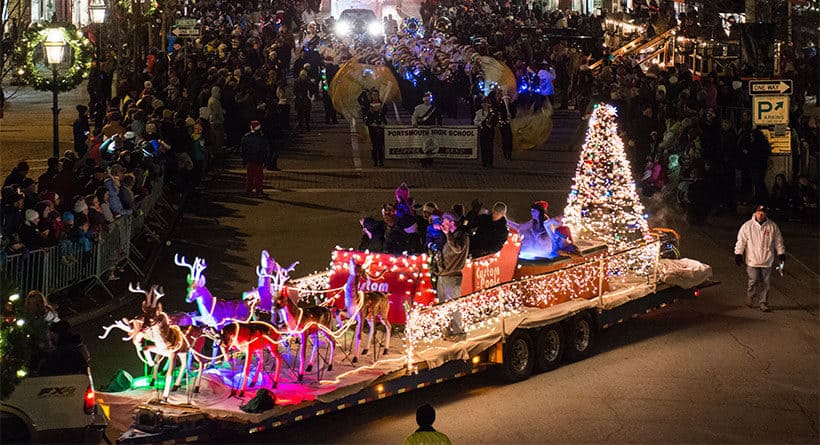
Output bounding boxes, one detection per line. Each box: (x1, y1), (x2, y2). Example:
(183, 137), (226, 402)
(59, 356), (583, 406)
(135, 283), (208, 401)
(254, 250), (299, 313)
(340, 257), (392, 363)
(272, 289), (335, 382)
(175, 254), (258, 328)
(218, 321), (284, 397)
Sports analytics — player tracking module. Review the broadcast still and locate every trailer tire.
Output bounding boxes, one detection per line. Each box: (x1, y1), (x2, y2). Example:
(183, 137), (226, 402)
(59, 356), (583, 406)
(502, 330), (535, 382)
(534, 324), (564, 372)
(0, 412), (32, 444)
(564, 312), (596, 362)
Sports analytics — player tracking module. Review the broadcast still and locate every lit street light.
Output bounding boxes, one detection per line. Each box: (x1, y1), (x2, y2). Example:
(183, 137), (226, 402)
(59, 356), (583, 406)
(89, 0), (107, 110)
(43, 27), (66, 158)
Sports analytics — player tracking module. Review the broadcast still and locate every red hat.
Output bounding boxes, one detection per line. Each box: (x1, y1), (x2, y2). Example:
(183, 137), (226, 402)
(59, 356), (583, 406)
(531, 200), (549, 212)
(250, 120), (261, 131)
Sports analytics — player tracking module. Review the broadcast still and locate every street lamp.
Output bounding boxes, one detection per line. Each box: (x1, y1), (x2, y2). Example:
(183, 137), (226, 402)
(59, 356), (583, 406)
(89, 0), (107, 109)
(43, 27), (66, 158)
(89, 0), (107, 24)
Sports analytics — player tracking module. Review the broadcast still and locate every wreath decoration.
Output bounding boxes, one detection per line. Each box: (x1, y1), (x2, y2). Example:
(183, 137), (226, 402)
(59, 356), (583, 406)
(16, 22), (93, 92)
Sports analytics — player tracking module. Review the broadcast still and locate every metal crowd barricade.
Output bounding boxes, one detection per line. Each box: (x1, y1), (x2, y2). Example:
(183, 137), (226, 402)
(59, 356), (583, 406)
(1, 173), (168, 299)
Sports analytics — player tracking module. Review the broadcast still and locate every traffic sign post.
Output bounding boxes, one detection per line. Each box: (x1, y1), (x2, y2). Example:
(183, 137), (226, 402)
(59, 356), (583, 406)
(172, 17), (200, 38)
(752, 95), (789, 126)
(749, 79), (793, 95)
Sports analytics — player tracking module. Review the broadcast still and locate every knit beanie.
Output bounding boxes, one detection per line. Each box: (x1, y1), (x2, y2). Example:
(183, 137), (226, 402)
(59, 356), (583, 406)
(74, 200), (89, 214)
(25, 209), (39, 223)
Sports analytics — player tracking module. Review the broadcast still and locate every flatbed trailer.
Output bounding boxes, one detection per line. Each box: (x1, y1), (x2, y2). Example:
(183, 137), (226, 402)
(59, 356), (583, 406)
(106, 232), (713, 444)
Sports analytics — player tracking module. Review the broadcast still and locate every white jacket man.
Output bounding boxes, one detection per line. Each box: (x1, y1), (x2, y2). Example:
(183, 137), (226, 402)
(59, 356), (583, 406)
(734, 206), (786, 312)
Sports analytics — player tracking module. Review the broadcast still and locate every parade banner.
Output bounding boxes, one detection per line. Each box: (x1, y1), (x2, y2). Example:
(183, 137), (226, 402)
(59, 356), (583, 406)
(384, 125), (478, 159)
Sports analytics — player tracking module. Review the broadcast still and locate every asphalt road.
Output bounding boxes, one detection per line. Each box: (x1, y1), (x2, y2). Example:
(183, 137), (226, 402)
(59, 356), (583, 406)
(66, 103), (820, 444)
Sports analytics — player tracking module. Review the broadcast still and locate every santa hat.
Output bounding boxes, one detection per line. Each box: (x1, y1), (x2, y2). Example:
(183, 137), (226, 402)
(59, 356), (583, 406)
(250, 120), (261, 131)
(531, 200), (549, 213)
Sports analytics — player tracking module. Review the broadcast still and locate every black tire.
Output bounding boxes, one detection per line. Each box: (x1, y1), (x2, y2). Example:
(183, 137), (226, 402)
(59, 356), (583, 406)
(502, 329), (535, 382)
(0, 413), (32, 444)
(564, 312), (597, 362)
(534, 324), (564, 372)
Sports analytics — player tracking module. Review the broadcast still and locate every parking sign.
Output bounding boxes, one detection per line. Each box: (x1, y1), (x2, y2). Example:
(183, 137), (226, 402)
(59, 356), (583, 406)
(752, 95), (789, 126)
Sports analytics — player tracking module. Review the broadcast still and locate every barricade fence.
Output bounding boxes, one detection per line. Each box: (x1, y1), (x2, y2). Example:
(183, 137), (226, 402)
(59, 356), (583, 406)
(1, 174), (167, 297)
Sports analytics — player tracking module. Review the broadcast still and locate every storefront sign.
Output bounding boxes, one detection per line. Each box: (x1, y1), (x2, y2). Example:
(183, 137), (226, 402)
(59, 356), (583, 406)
(384, 125), (478, 159)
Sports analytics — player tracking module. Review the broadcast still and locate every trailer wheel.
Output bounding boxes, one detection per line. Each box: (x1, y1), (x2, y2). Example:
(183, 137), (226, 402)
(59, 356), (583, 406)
(564, 312), (596, 362)
(0, 412), (32, 444)
(502, 330), (535, 382)
(534, 324), (564, 372)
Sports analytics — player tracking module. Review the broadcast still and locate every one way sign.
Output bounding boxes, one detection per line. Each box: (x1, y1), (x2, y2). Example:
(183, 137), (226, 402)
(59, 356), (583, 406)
(749, 79), (793, 95)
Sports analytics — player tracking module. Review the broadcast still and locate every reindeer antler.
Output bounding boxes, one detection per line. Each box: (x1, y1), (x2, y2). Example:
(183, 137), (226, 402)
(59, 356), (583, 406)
(99, 317), (137, 341)
(147, 285), (165, 308)
(129, 282), (148, 295)
(193, 258), (207, 280)
(174, 254), (194, 274)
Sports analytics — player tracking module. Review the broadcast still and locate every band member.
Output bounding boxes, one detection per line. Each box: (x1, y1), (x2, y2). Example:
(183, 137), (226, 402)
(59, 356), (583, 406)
(364, 89), (388, 167)
(474, 97), (497, 168)
(412, 92), (442, 167)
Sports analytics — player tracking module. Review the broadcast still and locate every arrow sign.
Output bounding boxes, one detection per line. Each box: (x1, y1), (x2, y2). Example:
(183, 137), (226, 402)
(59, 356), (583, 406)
(172, 27), (201, 37)
(752, 95), (790, 126)
(749, 80), (793, 95)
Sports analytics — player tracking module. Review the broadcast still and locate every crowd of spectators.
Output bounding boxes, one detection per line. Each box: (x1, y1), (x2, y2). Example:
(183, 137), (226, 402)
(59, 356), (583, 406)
(588, 52), (818, 224)
(1, 147), (160, 261)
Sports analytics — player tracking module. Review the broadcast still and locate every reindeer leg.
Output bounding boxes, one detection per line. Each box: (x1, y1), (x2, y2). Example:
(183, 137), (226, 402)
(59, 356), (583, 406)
(194, 357), (204, 394)
(306, 330), (319, 373)
(326, 330), (335, 372)
(173, 353), (186, 391)
(250, 350), (264, 388)
(298, 334), (306, 383)
(352, 314), (362, 363)
(382, 317), (392, 356)
(362, 317), (375, 356)
(150, 354), (162, 387)
(162, 352), (175, 402)
(272, 349), (282, 389)
(237, 350), (252, 398)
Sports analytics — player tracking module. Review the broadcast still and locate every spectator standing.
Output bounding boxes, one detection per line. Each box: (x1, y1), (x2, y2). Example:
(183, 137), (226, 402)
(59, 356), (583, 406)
(3, 161), (30, 187)
(734, 205), (786, 312)
(436, 213), (468, 336)
(469, 201), (509, 258)
(402, 404), (453, 445)
(208, 86), (225, 149)
(37, 158), (61, 194)
(240, 120), (269, 198)
(293, 70), (314, 132)
(73, 105), (90, 157)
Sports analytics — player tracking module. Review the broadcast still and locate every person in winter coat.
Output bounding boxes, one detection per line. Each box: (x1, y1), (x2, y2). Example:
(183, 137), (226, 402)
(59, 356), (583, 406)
(358, 216), (386, 252)
(73, 105), (90, 157)
(436, 213), (468, 337)
(208, 86), (225, 149)
(20, 209), (50, 249)
(104, 164), (131, 215)
(734, 205), (786, 312)
(240, 120), (269, 197)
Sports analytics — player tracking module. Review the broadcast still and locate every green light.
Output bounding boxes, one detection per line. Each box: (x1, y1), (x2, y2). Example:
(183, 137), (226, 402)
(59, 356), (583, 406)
(131, 376), (153, 389)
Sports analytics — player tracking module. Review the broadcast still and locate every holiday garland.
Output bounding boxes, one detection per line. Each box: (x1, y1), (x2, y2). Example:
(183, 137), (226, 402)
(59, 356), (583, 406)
(16, 22), (93, 92)
(0, 276), (31, 400)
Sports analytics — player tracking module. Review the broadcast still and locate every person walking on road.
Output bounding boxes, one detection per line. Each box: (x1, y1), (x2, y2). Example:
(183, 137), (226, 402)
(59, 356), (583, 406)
(240, 120), (268, 198)
(364, 89), (388, 167)
(402, 404), (452, 445)
(734, 205), (786, 312)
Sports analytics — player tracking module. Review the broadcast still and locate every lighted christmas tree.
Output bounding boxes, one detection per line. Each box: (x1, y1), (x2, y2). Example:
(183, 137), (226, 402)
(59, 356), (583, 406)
(1, 276), (31, 400)
(563, 104), (649, 250)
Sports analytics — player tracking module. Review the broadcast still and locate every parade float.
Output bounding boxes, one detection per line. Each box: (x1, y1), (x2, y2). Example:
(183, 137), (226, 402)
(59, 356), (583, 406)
(99, 105), (713, 443)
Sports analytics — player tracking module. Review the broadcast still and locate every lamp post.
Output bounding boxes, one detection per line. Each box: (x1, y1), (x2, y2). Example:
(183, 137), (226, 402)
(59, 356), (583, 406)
(44, 28), (66, 159)
(89, 0), (107, 109)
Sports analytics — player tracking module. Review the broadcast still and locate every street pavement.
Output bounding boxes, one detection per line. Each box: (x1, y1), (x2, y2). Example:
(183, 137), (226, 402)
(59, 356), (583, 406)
(5, 84), (817, 443)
